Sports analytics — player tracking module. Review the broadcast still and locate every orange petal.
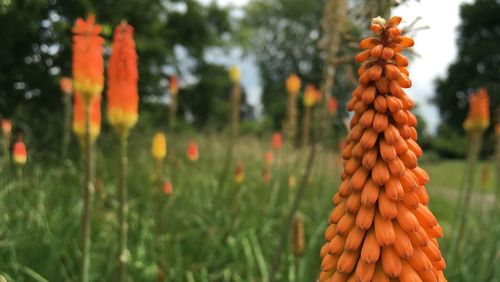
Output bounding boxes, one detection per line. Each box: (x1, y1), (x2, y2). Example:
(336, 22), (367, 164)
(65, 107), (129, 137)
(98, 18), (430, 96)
(355, 49), (372, 63)
(360, 179), (379, 206)
(388, 157), (405, 177)
(355, 260), (375, 282)
(362, 147), (378, 169)
(385, 176), (404, 200)
(336, 213), (356, 236)
(374, 95), (387, 113)
(351, 167), (370, 191)
(356, 205), (375, 230)
(362, 86), (377, 104)
(345, 226), (366, 251)
(373, 113), (389, 133)
(360, 37), (381, 49)
(381, 47), (395, 60)
(359, 109), (376, 128)
(329, 235), (346, 255)
(325, 223), (338, 241)
(321, 253), (340, 271)
(346, 191), (362, 213)
(360, 128), (379, 149)
(372, 159), (390, 185)
(378, 189), (398, 219)
(374, 211), (395, 246)
(337, 250), (359, 274)
(361, 229), (380, 263)
(383, 124), (400, 145)
(394, 223), (414, 258)
(370, 44), (384, 58)
(396, 203), (419, 232)
(381, 246), (402, 278)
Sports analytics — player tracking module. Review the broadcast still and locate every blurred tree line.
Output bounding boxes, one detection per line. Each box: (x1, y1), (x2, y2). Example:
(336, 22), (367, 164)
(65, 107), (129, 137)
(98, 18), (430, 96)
(433, 0), (500, 158)
(0, 0), (253, 151)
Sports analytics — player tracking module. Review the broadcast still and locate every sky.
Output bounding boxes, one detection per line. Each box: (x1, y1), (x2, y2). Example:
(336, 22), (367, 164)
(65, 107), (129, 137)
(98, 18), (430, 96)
(200, 0), (472, 134)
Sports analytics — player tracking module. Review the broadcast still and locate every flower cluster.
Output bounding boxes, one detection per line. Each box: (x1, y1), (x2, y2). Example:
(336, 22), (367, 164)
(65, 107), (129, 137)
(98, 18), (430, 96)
(319, 16), (446, 282)
(463, 87), (490, 132)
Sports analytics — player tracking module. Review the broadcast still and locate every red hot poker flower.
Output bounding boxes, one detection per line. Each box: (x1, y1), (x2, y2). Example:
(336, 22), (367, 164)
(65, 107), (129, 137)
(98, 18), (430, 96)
(162, 181), (173, 195)
(327, 96), (338, 115)
(60, 77), (73, 95)
(272, 132), (282, 150)
(13, 141), (27, 165)
(1, 119), (12, 135)
(72, 15), (104, 100)
(73, 93), (101, 142)
(107, 22), (139, 133)
(169, 76), (179, 96)
(319, 16), (446, 282)
(187, 141), (199, 161)
(463, 87), (490, 132)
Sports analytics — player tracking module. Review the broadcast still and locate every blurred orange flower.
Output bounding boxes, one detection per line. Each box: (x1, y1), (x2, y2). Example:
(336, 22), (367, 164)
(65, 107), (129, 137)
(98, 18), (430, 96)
(169, 75), (179, 96)
(286, 74), (301, 96)
(463, 88), (490, 131)
(262, 167), (270, 184)
(1, 119), (12, 135)
(162, 181), (173, 195)
(151, 132), (167, 161)
(304, 84), (318, 107)
(264, 150), (274, 166)
(73, 93), (101, 141)
(271, 132), (282, 150)
(72, 15), (104, 100)
(187, 141), (199, 161)
(59, 77), (73, 95)
(13, 141), (27, 165)
(234, 162), (244, 184)
(327, 96), (338, 115)
(107, 23), (139, 133)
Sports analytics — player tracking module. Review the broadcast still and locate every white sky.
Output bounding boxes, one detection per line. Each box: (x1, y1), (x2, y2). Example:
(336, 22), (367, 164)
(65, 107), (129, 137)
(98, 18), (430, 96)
(200, 0), (472, 133)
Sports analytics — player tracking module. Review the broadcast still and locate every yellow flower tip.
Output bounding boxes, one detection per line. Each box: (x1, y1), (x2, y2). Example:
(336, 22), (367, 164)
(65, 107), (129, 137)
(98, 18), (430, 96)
(13, 141), (27, 165)
(229, 65), (241, 83)
(72, 94), (101, 142)
(288, 175), (297, 189)
(169, 75), (179, 96)
(234, 162), (245, 184)
(187, 141), (199, 161)
(304, 84), (319, 107)
(286, 73), (301, 96)
(151, 132), (167, 161)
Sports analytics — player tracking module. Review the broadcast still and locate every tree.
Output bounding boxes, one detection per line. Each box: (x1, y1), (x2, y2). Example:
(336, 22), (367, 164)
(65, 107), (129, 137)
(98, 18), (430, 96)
(434, 0), (500, 138)
(0, 0), (233, 149)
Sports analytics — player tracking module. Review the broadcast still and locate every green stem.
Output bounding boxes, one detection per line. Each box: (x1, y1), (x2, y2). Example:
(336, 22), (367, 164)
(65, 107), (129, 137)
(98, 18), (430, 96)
(80, 102), (94, 282)
(453, 131), (483, 262)
(269, 141), (317, 281)
(118, 135), (128, 282)
(62, 94), (72, 158)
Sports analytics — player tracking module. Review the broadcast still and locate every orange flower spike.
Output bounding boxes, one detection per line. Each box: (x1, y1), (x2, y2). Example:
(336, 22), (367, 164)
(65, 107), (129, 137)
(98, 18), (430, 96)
(187, 141), (199, 161)
(13, 141), (27, 165)
(107, 22), (139, 133)
(328, 96), (339, 115)
(1, 119), (12, 135)
(72, 15), (104, 100)
(286, 73), (301, 96)
(162, 181), (173, 195)
(234, 162), (245, 184)
(463, 87), (490, 131)
(304, 84), (318, 107)
(73, 93), (101, 142)
(169, 76), (179, 96)
(271, 132), (282, 150)
(319, 16), (446, 280)
(60, 77), (73, 95)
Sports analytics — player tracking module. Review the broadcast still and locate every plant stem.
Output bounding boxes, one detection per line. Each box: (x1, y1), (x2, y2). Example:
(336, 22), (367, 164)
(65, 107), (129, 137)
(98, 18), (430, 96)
(269, 141), (317, 281)
(453, 131), (483, 261)
(118, 134), (128, 282)
(302, 107), (311, 147)
(62, 94), (71, 159)
(80, 102), (94, 282)
(170, 95), (177, 130)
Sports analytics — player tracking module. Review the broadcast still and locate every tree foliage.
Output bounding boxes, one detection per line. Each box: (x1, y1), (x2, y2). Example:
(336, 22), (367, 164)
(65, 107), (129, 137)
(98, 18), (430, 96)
(434, 0), (500, 136)
(0, 0), (237, 148)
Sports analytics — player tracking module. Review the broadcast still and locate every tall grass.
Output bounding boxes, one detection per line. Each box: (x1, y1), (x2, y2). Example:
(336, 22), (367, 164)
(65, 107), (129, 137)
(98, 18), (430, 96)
(0, 133), (498, 281)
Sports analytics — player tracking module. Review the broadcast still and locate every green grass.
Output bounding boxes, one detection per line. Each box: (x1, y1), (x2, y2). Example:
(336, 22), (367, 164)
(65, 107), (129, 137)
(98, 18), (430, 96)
(0, 133), (499, 281)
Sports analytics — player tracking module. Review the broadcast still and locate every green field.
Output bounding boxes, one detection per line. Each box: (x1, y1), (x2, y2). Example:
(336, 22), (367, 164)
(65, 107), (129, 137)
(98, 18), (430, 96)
(0, 134), (498, 281)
